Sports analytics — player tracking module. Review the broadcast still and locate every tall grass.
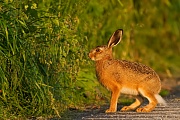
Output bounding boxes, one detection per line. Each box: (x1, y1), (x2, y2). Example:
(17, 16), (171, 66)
(0, 0), (88, 119)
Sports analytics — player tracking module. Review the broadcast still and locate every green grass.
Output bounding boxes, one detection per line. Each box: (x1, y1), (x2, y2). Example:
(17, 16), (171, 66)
(0, 0), (88, 119)
(160, 89), (170, 97)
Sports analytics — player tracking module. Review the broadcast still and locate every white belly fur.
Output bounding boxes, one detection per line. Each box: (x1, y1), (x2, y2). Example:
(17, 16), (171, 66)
(121, 87), (139, 95)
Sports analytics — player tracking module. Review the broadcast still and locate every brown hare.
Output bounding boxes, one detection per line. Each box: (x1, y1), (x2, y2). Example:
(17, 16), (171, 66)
(89, 29), (166, 113)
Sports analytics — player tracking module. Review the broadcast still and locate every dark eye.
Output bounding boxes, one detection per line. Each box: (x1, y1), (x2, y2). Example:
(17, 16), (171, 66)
(96, 48), (100, 52)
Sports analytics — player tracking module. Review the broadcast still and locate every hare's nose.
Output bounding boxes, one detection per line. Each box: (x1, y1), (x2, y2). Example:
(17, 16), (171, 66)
(88, 52), (91, 58)
(88, 52), (94, 59)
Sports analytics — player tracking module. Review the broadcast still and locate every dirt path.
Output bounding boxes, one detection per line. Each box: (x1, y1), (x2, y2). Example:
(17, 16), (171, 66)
(60, 97), (180, 120)
(82, 98), (180, 120)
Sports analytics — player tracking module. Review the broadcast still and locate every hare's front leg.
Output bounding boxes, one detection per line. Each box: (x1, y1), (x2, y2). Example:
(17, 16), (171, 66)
(105, 86), (121, 113)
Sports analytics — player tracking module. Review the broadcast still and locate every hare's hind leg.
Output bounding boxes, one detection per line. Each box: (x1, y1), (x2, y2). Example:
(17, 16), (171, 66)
(136, 88), (157, 112)
(121, 95), (143, 112)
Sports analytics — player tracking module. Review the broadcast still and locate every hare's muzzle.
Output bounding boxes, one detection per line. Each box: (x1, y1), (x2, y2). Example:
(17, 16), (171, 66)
(88, 51), (95, 61)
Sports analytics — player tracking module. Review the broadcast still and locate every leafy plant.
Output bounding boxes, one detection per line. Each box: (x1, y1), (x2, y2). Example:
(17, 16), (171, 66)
(0, 0), (88, 119)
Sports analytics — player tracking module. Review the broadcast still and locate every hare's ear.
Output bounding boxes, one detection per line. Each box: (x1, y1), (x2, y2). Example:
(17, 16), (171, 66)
(107, 29), (123, 48)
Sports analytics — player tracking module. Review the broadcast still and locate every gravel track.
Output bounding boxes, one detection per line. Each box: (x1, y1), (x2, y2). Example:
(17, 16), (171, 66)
(61, 97), (180, 120)
(82, 98), (180, 120)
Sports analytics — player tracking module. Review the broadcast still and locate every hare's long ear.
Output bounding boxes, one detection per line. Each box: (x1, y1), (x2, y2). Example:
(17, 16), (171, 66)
(107, 29), (123, 48)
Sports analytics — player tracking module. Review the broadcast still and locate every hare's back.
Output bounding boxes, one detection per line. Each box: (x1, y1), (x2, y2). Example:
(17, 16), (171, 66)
(117, 60), (158, 78)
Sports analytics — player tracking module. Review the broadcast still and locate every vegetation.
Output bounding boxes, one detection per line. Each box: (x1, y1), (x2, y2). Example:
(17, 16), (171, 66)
(0, 0), (179, 119)
(0, 0), (88, 119)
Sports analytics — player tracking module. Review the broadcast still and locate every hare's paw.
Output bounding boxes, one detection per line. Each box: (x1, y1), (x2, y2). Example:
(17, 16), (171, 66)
(136, 107), (152, 112)
(105, 108), (116, 113)
(120, 106), (133, 112)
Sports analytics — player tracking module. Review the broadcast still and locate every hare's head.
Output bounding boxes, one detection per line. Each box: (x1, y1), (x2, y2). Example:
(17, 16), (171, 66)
(89, 29), (123, 61)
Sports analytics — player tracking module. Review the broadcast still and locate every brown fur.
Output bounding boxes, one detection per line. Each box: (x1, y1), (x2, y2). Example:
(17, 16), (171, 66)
(89, 29), (166, 113)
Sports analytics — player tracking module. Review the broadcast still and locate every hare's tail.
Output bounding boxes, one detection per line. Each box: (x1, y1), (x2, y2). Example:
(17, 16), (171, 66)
(155, 94), (167, 106)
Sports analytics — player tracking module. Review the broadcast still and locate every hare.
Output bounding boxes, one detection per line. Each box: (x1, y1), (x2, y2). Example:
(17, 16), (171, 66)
(88, 29), (166, 113)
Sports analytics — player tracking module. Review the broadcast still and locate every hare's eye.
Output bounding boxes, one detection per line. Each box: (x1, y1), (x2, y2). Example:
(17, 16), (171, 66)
(96, 48), (100, 52)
